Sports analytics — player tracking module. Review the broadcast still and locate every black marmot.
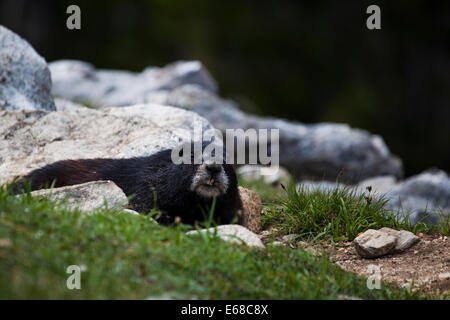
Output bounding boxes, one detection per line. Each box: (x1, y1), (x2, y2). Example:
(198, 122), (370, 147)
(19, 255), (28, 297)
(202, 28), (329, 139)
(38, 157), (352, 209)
(11, 143), (243, 226)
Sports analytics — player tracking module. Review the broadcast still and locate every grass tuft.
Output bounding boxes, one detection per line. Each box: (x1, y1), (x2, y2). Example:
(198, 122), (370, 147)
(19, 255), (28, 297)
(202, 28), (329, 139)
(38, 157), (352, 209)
(262, 183), (449, 241)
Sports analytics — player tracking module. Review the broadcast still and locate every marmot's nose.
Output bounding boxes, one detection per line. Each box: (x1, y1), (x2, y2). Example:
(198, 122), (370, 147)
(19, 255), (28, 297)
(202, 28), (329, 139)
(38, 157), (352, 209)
(205, 163), (222, 175)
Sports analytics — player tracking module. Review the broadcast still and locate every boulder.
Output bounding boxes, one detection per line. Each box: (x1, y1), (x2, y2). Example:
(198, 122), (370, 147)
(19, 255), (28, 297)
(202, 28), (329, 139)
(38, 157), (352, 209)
(297, 169), (450, 225)
(49, 60), (217, 107)
(237, 186), (262, 233)
(386, 169), (450, 225)
(0, 104), (217, 184)
(186, 224), (265, 248)
(49, 60), (403, 183)
(28, 180), (127, 212)
(0, 25), (55, 111)
(237, 165), (291, 185)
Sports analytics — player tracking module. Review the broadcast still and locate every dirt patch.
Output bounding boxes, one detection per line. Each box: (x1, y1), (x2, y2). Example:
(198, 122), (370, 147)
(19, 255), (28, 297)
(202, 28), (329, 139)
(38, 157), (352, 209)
(325, 233), (450, 297)
(260, 231), (450, 297)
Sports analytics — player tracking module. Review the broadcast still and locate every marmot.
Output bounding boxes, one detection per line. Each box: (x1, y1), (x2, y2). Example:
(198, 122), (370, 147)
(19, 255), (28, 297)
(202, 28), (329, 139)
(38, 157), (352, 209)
(11, 143), (243, 226)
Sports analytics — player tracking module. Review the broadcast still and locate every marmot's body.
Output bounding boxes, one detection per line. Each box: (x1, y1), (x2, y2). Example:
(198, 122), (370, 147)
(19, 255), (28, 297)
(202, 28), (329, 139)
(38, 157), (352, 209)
(12, 146), (242, 225)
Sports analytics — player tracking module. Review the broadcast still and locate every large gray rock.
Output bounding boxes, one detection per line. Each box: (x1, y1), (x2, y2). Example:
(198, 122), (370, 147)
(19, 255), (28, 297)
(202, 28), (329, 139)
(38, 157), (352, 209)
(0, 25), (55, 111)
(28, 180), (127, 212)
(0, 104), (217, 184)
(49, 60), (217, 107)
(386, 169), (450, 225)
(49, 60), (403, 183)
(148, 85), (403, 183)
(297, 169), (450, 225)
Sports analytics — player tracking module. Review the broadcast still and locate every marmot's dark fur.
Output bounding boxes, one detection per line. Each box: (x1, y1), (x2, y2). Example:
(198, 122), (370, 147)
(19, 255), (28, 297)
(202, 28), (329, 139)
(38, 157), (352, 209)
(11, 144), (243, 226)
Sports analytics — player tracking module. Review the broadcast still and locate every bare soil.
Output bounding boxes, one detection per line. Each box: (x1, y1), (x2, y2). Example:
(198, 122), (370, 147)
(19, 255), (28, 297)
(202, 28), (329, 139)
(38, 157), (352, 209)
(262, 232), (450, 298)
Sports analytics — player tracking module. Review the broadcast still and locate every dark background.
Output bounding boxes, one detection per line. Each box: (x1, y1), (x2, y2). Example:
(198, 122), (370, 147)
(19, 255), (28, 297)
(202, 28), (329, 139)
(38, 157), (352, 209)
(1, 0), (449, 177)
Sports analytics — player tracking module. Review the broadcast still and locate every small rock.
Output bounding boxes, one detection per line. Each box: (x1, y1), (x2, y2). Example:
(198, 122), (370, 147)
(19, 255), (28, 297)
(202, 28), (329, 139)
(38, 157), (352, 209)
(258, 230), (271, 239)
(237, 186), (262, 233)
(354, 229), (397, 258)
(337, 294), (363, 300)
(438, 272), (450, 280)
(28, 180), (128, 212)
(378, 227), (420, 252)
(186, 224), (265, 248)
(237, 165), (291, 185)
(0, 238), (12, 248)
(394, 230), (420, 252)
(122, 209), (140, 215)
(268, 241), (285, 247)
(282, 234), (298, 243)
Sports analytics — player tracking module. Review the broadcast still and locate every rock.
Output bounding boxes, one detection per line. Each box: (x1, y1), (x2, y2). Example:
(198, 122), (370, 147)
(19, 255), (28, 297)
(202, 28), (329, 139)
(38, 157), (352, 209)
(337, 294), (363, 300)
(237, 186), (262, 233)
(49, 60), (217, 107)
(281, 234), (298, 243)
(438, 272), (450, 280)
(0, 104), (217, 184)
(186, 224), (265, 248)
(28, 180), (127, 212)
(0, 238), (12, 248)
(49, 60), (403, 183)
(268, 241), (285, 247)
(357, 175), (397, 194)
(237, 165), (291, 185)
(257, 230), (271, 240)
(354, 228), (420, 258)
(54, 97), (85, 111)
(378, 227), (419, 252)
(0, 25), (55, 111)
(159, 85), (404, 183)
(121, 209), (158, 223)
(386, 169), (450, 225)
(122, 209), (140, 215)
(354, 229), (397, 258)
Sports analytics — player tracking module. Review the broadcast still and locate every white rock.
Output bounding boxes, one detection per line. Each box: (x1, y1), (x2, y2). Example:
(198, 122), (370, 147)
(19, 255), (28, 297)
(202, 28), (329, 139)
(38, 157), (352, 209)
(438, 272), (450, 280)
(49, 59), (217, 108)
(357, 175), (397, 194)
(28, 180), (127, 212)
(122, 209), (140, 215)
(186, 224), (265, 248)
(268, 241), (285, 247)
(379, 227), (420, 252)
(54, 97), (86, 111)
(354, 229), (397, 258)
(237, 165), (291, 185)
(0, 104), (217, 184)
(282, 234), (298, 243)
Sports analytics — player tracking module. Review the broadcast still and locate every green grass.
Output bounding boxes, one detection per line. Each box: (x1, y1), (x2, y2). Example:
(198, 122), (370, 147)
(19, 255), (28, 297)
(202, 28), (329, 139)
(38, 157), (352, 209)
(262, 183), (450, 242)
(0, 184), (429, 299)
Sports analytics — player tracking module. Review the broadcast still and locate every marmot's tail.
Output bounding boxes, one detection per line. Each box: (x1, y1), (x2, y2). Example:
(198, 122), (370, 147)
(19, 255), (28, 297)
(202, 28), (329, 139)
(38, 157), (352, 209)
(10, 159), (109, 194)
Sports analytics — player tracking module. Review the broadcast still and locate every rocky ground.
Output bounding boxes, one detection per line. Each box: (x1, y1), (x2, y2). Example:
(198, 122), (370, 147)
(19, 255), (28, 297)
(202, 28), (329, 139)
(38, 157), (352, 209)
(260, 231), (450, 297)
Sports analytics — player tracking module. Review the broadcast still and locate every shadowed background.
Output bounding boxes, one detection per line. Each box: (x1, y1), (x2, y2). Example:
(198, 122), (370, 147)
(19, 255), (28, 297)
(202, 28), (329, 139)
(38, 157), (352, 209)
(0, 0), (449, 177)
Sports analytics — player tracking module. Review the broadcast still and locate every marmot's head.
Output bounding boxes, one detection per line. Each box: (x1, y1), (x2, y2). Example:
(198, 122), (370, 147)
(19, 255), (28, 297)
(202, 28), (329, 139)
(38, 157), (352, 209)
(167, 141), (234, 199)
(190, 162), (229, 198)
